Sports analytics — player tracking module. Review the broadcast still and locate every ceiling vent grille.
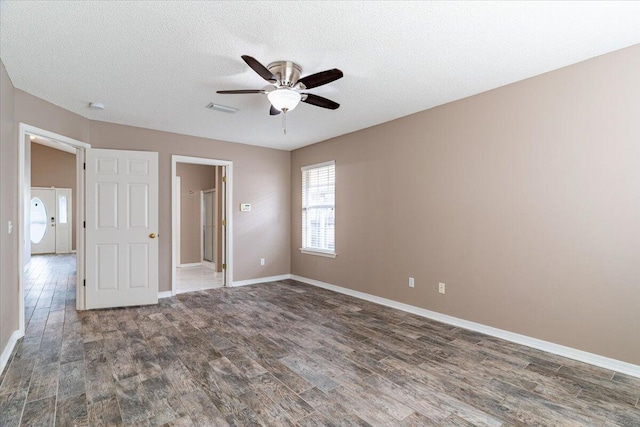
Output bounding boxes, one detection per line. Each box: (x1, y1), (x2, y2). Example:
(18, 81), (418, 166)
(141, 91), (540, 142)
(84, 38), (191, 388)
(206, 103), (238, 113)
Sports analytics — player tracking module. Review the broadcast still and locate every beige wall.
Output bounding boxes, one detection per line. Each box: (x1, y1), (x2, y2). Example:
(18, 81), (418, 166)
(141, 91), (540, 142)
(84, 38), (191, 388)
(0, 60), (18, 354)
(291, 45), (640, 365)
(31, 143), (77, 250)
(15, 90), (90, 144)
(88, 121), (290, 289)
(176, 163), (217, 264)
(13, 91), (291, 293)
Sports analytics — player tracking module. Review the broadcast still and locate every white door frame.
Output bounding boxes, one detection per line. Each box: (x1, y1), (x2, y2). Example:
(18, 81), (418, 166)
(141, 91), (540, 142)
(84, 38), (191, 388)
(18, 123), (90, 335)
(171, 155), (232, 294)
(175, 176), (181, 266)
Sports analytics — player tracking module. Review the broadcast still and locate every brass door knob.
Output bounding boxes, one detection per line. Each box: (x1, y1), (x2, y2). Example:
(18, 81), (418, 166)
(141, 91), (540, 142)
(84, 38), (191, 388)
(149, 233), (156, 238)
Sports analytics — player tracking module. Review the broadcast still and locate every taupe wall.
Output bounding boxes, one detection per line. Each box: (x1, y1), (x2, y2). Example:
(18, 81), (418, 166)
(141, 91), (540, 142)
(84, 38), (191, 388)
(291, 45), (640, 365)
(0, 60), (18, 354)
(176, 163), (217, 265)
(15, 90), (90, 143)
(31, 143), (77, 250)
(88, 122), (290, 289)
(13, 91), (291, 293)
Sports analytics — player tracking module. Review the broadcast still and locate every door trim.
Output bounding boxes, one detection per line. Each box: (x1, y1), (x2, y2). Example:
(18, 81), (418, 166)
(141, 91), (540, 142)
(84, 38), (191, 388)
(171, 155), (233, 294)
(18, 123), (90, 336)
(175, 176), (181, 266)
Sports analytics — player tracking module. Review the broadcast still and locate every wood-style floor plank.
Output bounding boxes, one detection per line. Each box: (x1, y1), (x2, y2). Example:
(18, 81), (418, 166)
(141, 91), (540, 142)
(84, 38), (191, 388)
(2, 254), (638, 426)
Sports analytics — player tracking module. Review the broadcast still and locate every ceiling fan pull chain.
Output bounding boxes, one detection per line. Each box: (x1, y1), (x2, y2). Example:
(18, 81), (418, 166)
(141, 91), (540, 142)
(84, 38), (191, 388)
(282, 111), (287, 135)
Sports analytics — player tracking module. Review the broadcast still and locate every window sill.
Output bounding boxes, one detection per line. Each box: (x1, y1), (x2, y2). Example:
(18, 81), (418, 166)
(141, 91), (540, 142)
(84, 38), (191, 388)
(299, 249), (337, 258)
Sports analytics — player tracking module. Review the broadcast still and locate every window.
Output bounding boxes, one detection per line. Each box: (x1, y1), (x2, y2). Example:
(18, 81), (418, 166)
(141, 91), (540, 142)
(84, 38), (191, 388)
(58, 195), (68, 224)
(30, 197), (47, 244)
(301, 161), (336, 257)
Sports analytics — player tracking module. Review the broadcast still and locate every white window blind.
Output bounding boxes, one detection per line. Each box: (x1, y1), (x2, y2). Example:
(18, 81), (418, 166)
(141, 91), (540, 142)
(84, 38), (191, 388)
(301, 161), (335, 255)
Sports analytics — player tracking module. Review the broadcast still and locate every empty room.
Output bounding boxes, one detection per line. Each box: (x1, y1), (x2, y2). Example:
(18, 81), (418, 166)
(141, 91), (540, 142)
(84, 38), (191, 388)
(0, 2), (639, 426)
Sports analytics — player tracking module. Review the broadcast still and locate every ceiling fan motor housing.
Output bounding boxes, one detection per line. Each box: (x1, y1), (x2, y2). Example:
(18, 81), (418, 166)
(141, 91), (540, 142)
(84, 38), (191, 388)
(267, 61), (302, 87)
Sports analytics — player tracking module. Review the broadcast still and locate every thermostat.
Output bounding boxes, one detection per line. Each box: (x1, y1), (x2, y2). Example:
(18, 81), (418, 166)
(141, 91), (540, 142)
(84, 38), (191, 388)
(240, 203), (251, 212)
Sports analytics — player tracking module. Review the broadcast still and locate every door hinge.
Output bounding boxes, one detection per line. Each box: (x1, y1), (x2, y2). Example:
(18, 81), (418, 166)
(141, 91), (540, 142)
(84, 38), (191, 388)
(83, 221), (86, 228)
(222, 176), (226, 183)
(83, 279), (86, 287)
(222, 263), (226, 270)
(83, 162), (86, 170)
(222, 219), (226, 227)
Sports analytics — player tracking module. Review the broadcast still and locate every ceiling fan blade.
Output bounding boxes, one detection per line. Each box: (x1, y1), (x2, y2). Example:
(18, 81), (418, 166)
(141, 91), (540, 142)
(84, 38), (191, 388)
(241, 55), (278, 83)
(270, 105), (281, 116)
(216, 89), (264, 94)
(302, 93), (340, 110)
(297, 69), (343, 89)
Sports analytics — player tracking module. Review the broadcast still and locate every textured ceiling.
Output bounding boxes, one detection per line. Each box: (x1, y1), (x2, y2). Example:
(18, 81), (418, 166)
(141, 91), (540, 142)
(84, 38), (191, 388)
(2, 1), (639, 151)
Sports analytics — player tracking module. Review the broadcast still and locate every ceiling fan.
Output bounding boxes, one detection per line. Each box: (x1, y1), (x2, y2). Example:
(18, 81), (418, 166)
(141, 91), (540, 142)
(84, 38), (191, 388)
(217, 55), (343, 115)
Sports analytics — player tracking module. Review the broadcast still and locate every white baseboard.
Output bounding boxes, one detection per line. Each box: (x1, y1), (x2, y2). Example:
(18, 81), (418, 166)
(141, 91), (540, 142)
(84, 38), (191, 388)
(291, 275), (640, 379)
(179, 263), (201, 268)
(0, 330), (24, 376)
(174, 285), (222, 295)
(158, 291), (174, 299)
(232, 274), (292, 287)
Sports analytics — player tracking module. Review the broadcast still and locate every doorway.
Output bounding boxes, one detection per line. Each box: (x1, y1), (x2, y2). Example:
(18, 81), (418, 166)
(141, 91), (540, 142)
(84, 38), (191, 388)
(30, 187), (73, 255)
(175, 164), (222, 291)
(18, 123), (89, 336)
(171, 155), (233, 294)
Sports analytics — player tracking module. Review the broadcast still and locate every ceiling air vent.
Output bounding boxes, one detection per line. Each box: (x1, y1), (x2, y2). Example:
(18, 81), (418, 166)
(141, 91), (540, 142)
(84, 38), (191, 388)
(206, 103), (238, 113)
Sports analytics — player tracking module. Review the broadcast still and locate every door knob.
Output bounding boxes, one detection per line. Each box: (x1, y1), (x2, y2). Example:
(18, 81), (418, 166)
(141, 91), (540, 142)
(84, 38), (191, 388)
(149, 233), (156, 239)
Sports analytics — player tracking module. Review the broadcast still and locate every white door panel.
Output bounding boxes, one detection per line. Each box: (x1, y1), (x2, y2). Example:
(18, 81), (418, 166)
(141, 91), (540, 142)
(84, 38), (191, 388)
(85, 148), (159, 309)
(55, 188), (72, 253)
(30, 188), (56, 254)
(203, 190), (214, 262)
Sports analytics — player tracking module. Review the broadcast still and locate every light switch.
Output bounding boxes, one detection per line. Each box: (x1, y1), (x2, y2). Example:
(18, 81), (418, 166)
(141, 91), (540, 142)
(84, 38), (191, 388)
(240, 203), (251, 212)
(7, 221), (13, 234)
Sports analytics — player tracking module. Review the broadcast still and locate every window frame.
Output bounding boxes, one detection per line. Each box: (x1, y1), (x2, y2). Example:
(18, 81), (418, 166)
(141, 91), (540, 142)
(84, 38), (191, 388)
(299, 160), (337, 258)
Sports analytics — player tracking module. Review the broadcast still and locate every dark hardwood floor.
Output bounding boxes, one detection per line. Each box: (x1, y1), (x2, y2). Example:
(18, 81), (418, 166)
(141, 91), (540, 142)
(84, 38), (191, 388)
(1, 254), (639, 426)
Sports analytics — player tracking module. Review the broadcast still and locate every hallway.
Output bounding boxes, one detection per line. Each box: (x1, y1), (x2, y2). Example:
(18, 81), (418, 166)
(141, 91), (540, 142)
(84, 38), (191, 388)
(0, 254), (83, 426)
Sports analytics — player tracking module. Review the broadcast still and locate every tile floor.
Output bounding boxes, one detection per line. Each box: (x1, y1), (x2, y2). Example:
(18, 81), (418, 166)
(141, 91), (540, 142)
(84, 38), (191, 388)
(1, 254), (639, 426)
(176, 264), (223, 293)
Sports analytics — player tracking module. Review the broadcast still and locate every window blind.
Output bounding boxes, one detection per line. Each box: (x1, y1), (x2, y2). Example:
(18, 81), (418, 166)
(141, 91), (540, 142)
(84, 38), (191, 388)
(301, 161), (335, 253)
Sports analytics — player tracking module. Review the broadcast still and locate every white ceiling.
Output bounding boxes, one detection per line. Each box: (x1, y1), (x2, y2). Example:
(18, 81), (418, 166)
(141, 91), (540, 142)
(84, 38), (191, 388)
(2, 1), (639, 151)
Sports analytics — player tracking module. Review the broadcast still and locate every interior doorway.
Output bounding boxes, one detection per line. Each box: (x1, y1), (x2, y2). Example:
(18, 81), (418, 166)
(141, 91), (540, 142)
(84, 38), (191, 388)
(18, 123), (90, 336)
(171, 155), (233, 294)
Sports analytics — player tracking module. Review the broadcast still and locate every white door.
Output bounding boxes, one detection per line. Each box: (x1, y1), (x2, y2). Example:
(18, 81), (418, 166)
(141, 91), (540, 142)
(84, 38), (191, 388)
(220, 168), (227, 286)
(55, 188), (72, 254)
(30, 188), (56, 254)
(203, 190), (215, 262)
(85, 148), (159, 309)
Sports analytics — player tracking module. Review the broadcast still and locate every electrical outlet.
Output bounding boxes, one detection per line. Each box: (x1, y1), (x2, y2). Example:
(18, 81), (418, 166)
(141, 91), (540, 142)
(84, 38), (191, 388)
(408, 277), (415, 288)
(439, 282), (446, 294)
(260, 258), (265, 266)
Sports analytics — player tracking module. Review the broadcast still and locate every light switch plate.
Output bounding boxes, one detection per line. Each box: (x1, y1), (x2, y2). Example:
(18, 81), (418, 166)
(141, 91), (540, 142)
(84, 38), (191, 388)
(240, 203), (251, 212)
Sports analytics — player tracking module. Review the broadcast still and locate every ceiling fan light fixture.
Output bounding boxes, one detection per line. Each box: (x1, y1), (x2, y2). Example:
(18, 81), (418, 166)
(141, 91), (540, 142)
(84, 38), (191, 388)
(267, 89), (301, 112)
